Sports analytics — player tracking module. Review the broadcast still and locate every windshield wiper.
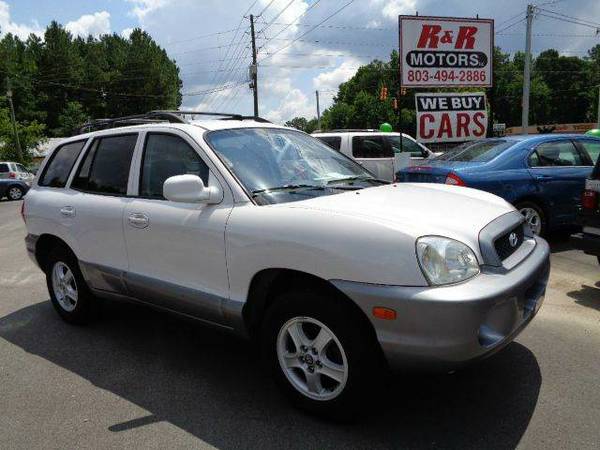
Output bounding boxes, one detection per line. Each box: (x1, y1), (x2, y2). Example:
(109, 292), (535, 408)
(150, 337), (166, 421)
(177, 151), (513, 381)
(326, 176), (387, 185)
(251, 184), (325, 196)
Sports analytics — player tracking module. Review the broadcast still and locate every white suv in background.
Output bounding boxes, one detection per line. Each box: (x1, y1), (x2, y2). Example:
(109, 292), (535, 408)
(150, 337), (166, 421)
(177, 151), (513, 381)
(23, 112), (549, 419)
(312, 130), (438, 181)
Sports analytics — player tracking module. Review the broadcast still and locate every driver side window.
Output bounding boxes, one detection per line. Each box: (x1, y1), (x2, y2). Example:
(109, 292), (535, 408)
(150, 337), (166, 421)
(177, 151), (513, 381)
(139, 133), (209, 199)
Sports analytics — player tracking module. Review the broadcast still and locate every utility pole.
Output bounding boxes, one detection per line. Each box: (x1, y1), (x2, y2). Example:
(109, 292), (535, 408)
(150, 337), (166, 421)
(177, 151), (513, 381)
(249, 14), (259, 118)
(5, 79), (23, 163)
(521, 4), (534, 135)
(597, 85), (600, 129)
(315, 90), (321, 130)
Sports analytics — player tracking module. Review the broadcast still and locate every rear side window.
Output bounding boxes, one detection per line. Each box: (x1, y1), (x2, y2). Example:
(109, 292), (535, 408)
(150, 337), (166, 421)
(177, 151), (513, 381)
(579, 140), (600, 165)
(39, 141), (86, 187)
(0, 163), (8, 173)
(386, 136), (426, 158)
(352, 136), (393, 158)
(530, 141), (585, 167)
(72, 134), (137, 195)
(139, 133), (209, 199)
(316, 136), (342, 151)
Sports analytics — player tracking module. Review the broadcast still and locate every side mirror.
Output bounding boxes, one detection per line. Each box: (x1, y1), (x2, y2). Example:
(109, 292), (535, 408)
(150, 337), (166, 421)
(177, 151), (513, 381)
(163, 174), (221, 204)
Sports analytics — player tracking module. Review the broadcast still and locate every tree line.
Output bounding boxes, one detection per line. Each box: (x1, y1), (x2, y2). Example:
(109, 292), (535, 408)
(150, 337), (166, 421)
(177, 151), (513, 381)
(286, 46), (600, 136)
(0, 22), (182, 162)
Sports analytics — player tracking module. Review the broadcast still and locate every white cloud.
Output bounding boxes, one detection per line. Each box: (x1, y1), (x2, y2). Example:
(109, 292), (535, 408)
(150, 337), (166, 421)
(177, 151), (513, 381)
(121, 27), (135, 38)
(0, 1), (43, 39)
(127, 0), (171, 21)
(65, 11), (111, 38)
(370, 0), (416, 20)
(313, 59), (360, 91)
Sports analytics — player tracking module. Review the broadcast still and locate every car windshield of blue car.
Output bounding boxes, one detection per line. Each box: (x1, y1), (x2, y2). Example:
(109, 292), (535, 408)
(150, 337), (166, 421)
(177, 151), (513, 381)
(205, 128), (380, 199)
(436, 140), (513, 162)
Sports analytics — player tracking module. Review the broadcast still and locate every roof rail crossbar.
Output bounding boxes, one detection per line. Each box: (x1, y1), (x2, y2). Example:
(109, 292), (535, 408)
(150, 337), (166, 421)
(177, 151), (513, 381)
(78, 110), (271, 134)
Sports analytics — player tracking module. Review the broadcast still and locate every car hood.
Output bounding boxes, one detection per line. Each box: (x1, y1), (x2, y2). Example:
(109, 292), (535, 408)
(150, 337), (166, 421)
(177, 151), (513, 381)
(273, 183), (515, 256)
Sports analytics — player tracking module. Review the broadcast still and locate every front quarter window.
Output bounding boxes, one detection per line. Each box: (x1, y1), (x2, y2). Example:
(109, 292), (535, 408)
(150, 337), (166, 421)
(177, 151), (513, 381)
(205, 128), (376, 201)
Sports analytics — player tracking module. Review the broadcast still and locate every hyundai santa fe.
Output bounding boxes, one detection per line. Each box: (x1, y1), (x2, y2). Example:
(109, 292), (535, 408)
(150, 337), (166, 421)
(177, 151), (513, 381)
(23, 111), (550, 418)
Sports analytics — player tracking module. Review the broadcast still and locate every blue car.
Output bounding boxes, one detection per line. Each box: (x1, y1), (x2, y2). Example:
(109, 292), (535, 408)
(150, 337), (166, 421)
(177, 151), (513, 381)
(0, 179), (30, 201)
(396, 134), (600, 236)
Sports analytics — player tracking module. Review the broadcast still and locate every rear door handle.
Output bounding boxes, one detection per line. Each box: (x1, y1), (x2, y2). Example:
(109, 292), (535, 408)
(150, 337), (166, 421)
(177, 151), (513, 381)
(128, 213), (149, 229)
(60, 206), (75, 217)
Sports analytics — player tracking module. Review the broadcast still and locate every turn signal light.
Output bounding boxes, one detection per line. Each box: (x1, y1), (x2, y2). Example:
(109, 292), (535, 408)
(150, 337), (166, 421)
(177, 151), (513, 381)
(445, 172), (466, 186)
(582, 190), (598, 210)
(373, 307), (397, 320)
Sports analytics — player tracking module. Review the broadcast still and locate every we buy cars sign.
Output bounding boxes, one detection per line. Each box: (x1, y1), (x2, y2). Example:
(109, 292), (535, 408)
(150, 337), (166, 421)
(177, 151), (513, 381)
(415, 93), (488, 143)
(399, 16), (493, 88)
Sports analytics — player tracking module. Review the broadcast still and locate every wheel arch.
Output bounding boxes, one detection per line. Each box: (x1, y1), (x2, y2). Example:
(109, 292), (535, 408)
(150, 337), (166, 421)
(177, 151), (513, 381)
(242, 268), (380, 346)
(35, 234), (76, 271)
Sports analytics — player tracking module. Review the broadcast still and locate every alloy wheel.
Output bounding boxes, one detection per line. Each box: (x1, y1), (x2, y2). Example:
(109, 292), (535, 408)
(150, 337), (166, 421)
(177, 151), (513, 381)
(51, 261), (78, 312)
(276, 317), (348, 401)
(519, 207), (542, 235)
(8, 187), (23, 200)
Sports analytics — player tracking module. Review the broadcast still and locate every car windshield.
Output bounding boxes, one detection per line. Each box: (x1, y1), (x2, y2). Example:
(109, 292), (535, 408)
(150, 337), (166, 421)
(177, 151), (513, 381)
(435, 140), (513, 162)
(206, 128), (379, 202)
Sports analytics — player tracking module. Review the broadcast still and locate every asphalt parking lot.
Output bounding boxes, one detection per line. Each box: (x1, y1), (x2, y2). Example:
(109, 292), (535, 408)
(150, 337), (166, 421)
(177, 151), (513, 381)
(0, 199), (599, 450)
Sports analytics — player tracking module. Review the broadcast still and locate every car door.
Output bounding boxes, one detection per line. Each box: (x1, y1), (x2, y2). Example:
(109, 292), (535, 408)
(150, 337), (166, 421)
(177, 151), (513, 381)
(123, 131), (232, 325)
(527, 139), (593, 226)
(351, 135), (394, 181)
(68, 133), (139, 293)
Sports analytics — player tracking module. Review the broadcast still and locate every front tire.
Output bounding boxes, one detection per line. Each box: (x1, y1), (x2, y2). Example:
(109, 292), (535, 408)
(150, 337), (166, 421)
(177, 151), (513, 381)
(262, 289), (383, 419)
(7, 185), (24, 201)
(516, 201), (546, 236)
(45, 245), (96, 324)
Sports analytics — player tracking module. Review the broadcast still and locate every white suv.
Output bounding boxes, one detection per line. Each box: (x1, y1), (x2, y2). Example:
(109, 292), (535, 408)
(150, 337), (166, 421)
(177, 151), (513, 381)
(23, 112), (549, 418)
(312, 130), (438, 181)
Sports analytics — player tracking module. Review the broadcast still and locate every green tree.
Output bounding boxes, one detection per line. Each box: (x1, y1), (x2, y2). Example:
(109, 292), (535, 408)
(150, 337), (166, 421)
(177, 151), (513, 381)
(0, 104), (45, 162)
(54, 101), (88, 136)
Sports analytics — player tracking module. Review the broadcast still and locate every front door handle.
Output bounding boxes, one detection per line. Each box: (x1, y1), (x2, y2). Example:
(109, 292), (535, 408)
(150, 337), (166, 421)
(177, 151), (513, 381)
(534, 174), (552, 181)
(60, 206), (75, 217)
(128, 213), (149, 229)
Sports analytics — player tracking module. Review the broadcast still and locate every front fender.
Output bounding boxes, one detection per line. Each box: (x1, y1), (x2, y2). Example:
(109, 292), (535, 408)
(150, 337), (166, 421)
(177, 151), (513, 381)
(225, 204), (428, 303)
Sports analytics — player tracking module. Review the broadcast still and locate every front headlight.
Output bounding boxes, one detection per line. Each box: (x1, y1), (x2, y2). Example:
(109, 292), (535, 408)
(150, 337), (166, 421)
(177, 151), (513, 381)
(416, 236), (480, 286)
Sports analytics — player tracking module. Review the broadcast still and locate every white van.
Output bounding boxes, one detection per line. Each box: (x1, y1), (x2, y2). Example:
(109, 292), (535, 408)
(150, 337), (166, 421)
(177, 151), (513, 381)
(312, 130), (438, 181)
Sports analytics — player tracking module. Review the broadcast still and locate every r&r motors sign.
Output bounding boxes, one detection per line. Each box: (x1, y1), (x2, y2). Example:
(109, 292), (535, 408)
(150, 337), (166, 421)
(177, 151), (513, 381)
(399, 16), (493, 88)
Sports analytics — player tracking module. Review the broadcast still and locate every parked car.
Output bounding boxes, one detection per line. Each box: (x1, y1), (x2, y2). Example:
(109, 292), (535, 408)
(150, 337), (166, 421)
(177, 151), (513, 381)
(0, 178), (29, 200)
(312, 130), (438, 182)
(23, 112), (549, 418)
(396, 135), (600, 236)
(571, 157), (600, 264)
(0, 161), (35, 184)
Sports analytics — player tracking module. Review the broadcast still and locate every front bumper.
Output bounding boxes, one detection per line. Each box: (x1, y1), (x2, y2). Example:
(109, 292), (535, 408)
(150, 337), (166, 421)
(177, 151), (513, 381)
(332, 236), (550, 371)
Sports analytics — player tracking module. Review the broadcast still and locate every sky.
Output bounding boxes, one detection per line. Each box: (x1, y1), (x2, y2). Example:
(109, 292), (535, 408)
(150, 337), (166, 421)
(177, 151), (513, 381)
(1, 0), (599, 123)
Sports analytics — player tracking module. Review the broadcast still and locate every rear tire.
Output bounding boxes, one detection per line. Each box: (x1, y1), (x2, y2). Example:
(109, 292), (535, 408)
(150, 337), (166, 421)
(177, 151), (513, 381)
(516, 201), (546, 237)
(7, 185), (24, 201)
(262, 289), (383, 420)
(45, 245), (97, 325)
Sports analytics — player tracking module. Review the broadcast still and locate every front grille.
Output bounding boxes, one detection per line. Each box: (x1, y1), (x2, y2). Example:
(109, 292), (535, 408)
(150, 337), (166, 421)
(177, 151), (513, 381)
(494, 223), (525, 261)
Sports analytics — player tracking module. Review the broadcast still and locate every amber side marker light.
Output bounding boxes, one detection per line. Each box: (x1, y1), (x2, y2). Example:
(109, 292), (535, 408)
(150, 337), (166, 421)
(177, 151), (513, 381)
(373, 307), (397, 320)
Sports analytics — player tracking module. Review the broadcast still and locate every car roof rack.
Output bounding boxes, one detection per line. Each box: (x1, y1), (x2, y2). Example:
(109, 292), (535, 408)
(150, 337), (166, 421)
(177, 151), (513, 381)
(78, 110), (271, 134)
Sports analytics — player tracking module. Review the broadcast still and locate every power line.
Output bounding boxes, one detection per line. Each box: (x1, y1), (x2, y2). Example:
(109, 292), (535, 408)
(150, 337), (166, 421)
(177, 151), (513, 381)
(537, 7), (600, 28)
(260, 0), (356, 62)
(257, 0), (296, 35)
(164, 27), (238, 45)
(257, 0), (323, 51)
(495, 17), (526, 34)
(537, 13), (600, 31)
